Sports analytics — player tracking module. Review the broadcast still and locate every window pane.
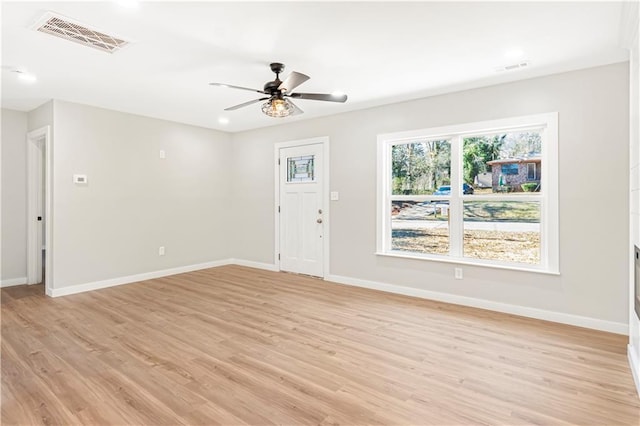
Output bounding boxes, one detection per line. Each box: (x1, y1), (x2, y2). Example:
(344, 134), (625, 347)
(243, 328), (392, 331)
(287, 155), (314, 182)
(463, 131), (542, 195)
(391, 140), (451, 195)
(501, 164), (518, 175)
(463, 201), (540, 264)
(391, 201), (449, 255)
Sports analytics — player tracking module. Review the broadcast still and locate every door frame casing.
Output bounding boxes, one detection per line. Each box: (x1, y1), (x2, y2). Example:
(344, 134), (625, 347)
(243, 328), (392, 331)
(26, 125), (53, 295)
(274, 136), (330, 278)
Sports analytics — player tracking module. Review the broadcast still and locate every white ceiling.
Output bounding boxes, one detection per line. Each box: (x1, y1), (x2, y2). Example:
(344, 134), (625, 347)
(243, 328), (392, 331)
(1, 1), (629, 133)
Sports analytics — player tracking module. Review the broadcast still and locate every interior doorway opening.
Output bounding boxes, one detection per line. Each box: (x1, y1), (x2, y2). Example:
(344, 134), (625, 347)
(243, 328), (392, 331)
(26, 126), (52, 295)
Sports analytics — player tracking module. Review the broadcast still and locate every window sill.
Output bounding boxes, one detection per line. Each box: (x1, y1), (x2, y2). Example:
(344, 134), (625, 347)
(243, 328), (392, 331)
(375, 251), (560, 275)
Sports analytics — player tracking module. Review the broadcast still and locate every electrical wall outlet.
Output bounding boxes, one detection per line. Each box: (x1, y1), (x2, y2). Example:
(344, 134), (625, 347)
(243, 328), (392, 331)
(454, 267), (463, 280)
(159, 246), (165, 256)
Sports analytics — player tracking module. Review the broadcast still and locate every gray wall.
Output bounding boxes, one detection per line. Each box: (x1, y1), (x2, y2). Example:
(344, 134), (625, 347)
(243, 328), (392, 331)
(51, 101), (233, 288)
(28, 101), (53, 132)
(230, 63), (630, 326)
(1, 109), (28, 284)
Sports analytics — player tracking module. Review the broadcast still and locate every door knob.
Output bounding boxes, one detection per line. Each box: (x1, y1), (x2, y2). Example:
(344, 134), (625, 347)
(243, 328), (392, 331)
(317, 218), (323, 224)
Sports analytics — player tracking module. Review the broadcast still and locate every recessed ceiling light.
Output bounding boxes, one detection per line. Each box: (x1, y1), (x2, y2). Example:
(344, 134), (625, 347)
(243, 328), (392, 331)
(14, 70), (37, 83)
(218, 117), (229, 125)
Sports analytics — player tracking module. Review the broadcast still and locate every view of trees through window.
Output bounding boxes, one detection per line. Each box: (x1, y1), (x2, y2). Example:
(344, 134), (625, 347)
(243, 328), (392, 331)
(391, 140), (450, 195)
(390, 132), (541, 196)
(387, 128), (547, 266)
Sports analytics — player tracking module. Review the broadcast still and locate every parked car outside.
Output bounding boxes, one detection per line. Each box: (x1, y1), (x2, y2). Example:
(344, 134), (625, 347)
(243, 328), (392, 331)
(433, 184), (474, 195)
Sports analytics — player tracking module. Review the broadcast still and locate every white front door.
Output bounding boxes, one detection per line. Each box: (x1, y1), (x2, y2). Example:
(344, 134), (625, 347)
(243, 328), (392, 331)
(279, 143), (324, 277)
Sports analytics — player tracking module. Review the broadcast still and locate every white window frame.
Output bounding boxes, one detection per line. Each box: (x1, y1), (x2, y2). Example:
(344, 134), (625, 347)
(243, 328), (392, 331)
(376, 112), (559, 274)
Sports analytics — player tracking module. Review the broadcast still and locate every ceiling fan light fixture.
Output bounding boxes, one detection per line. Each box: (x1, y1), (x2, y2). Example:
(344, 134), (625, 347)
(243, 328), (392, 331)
(214, 62), (346, 115)
(261, 98), (293, 118)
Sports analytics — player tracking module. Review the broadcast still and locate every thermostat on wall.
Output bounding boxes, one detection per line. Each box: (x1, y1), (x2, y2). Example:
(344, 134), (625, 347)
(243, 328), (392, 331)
(73, 174), (88, 184)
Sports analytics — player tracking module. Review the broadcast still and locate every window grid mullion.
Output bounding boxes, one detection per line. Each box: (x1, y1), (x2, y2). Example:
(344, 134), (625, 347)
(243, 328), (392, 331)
(449, 136), (463, 257)
(384, 142), (392, 253)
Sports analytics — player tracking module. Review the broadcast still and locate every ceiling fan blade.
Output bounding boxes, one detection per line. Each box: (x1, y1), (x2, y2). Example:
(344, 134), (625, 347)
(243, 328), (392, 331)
(210, 83), (266, 94)
(287, 99), (304, 115)
(288, 92), (348, 103)
(278, 71), (310, 93)
(224, 97), (270, 111)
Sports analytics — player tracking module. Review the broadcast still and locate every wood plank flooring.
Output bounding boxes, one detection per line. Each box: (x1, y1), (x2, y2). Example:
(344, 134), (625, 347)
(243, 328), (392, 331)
(2, 265), (639, 425)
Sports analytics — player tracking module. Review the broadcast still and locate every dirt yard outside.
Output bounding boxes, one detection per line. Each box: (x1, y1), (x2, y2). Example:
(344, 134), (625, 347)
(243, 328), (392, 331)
(391, 200), (541, 264)
(391, 228), (540, 264)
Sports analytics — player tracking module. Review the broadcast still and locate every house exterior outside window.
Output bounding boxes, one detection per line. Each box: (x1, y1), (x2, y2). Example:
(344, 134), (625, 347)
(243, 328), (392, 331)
(488, 156), (541, 192)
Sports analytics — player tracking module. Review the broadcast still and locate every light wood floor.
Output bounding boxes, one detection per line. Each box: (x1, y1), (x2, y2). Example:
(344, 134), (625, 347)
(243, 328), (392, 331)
(2, 265), (639, 425)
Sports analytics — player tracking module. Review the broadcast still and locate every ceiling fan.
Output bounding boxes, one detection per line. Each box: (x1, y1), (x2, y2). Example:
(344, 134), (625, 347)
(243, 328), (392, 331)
(210, 62), (347, 118)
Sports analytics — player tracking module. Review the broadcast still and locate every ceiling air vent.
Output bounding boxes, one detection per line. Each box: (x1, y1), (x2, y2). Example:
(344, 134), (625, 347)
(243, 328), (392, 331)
(495, 61), (530, 72)
(33, 12), (129, 53)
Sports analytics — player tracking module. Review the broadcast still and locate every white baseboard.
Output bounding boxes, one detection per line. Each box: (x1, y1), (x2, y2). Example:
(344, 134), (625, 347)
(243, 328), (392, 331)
(46, 261), (626, 336)
(1, 277), (27, 288)
(50, 259), (233, 297)
(629, 345), (640, 397)
(48, 259), (279, 298)
(325, 273), (628, 335)
(230, 258), (278, 272)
